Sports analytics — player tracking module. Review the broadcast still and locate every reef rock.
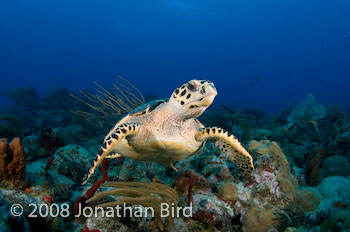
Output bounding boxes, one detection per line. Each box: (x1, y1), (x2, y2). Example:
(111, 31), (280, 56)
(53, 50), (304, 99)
(22, 134), (50, 160)
(50, 145), (92, 183)
(25, 160), (47, 186)
(57, 124), (84, 145)
(85, 211), (129, 232)
(320, 209), (350, 231)
(317, 155), (350, 181)
(316, 176), (350, 213)
(192, 192), (234, 227)
(0, 186), (62, 231)
(288, 143), (310, 168)
(339, 129), (350, 144)
(287, 94), (327, 123)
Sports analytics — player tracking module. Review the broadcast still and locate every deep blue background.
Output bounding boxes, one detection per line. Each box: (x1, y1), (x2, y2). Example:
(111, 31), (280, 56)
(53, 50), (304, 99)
(1, 0), (349, 112)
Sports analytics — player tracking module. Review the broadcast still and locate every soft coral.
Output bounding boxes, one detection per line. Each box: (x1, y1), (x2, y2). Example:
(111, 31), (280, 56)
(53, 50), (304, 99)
(74, 159), (108, 215)
(80, 225), (100, 232)
(39, 128), (63, 171)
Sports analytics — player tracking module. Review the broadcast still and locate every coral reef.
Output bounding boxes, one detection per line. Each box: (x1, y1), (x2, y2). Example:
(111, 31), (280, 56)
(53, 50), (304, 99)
(0, 86), (39, 108)
(40, 88), (73, 110)
(231, 140), (320, 231)
(1, 86), (98, 137)
(247, 140), (301, 206)
(1, 87), (350, 231)
(0, 114), (21, 138)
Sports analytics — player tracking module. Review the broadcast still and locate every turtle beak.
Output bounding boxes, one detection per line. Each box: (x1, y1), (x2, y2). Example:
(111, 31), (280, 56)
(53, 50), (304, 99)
(207, 80), (217, 94)
(198, 80), (217, 107)
(201, 94), (216, 107)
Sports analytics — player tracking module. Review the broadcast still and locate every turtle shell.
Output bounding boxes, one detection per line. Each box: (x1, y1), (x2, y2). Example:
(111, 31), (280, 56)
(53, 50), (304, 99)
(127, 98), (169, 116)
(103, 98), (169, 143)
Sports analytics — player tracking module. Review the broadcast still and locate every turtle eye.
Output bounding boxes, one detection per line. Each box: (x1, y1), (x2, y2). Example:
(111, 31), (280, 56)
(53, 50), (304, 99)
(186, 83), (196, 91)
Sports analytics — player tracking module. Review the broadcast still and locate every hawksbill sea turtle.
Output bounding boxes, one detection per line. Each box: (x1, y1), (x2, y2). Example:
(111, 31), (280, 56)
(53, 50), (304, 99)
(82, 80), (254, 185)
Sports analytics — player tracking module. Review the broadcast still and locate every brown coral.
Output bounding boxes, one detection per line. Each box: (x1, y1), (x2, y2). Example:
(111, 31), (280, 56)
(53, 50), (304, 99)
(217, 182), (238, 201)
(248, 140), (320, 212)
(242, 208), (275, 232)
(0, 137), (26, 183)
(298, 188), (320, 212)
(305, 149), (324, 186)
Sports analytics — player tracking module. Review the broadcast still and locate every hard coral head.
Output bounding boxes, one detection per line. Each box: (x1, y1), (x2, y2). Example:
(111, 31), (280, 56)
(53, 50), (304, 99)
(169, 79), (217, 118)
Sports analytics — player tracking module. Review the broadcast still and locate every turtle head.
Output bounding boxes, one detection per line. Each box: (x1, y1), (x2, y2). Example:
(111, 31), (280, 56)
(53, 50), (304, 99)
(169, 79), (217, 118)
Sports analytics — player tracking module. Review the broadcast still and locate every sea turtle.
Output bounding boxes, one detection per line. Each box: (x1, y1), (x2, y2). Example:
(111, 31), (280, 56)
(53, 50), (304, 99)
(82, 80), (254, 185)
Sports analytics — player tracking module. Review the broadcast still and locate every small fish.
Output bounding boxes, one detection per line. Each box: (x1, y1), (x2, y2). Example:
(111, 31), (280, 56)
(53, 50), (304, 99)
(250, 82), (254, 87)
(220, 104), (235, 114)
(256, 76), (261, 81)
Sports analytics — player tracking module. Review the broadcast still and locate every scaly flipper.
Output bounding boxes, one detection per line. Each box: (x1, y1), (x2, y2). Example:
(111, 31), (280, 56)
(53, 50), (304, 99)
(81, 122), (139, 185)
(169, 162), (178, 172)
(105, 153), (122, 159)
(196, 127), (254, 177)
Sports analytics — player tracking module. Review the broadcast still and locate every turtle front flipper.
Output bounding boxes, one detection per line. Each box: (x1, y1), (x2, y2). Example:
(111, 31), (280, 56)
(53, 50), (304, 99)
(196, 127), (254, 177)
(81, 122), (139, 185)
(105, 152), (122, 159)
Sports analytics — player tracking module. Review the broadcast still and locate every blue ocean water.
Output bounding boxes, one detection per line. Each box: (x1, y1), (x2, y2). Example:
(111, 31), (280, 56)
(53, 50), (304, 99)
(1, 0), (349, 112)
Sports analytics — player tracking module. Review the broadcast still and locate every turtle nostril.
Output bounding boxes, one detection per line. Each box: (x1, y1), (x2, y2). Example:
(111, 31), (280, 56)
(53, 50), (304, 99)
(211, 85), (217, 93)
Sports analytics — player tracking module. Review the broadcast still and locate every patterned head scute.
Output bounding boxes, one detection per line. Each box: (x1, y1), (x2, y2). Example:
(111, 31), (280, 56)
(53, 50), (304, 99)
(170, 79), (217, 117)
